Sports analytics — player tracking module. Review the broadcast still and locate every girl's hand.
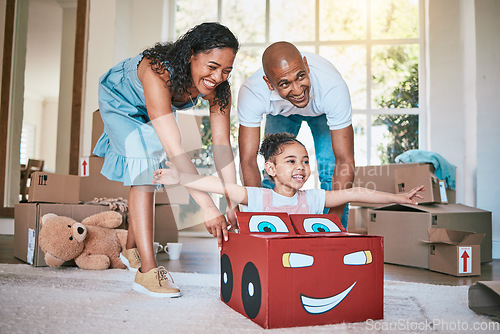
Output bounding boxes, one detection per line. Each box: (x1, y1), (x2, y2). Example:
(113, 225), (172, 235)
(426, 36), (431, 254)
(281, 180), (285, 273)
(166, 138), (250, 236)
(398, 185), (425, 205)
(152, 161), (180, 185)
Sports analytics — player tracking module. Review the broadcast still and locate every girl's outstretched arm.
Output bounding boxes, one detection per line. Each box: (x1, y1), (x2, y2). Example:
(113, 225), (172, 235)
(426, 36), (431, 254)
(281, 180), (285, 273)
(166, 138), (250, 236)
(324, 185), (425, 208)
(153, 162), (249, 205)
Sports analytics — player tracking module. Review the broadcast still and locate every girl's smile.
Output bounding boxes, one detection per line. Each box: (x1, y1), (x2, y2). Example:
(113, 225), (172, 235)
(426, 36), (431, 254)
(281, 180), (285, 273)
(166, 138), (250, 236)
(266, 142), (311, 197)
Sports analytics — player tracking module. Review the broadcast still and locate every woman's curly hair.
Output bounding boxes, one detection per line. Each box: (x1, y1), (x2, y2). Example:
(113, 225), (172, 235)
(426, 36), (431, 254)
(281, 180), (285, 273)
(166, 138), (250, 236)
(259, 132), (306, 163)
(142, 22), (239, 113)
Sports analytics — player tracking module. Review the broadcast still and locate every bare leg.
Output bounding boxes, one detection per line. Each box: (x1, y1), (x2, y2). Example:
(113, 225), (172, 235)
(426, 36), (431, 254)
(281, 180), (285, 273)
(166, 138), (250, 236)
(125, 209), (136, 250)
(128, 185), (156, 272)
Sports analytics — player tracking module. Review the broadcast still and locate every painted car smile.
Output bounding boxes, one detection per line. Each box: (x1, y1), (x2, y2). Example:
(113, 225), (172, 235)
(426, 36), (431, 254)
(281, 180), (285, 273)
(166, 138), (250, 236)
(300, 282), (356, 314)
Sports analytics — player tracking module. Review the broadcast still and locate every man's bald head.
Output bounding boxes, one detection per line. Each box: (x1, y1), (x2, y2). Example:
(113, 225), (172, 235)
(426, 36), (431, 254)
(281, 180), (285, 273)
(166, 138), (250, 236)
(261, 42), (311, 108)
(262, 42), (304, 77)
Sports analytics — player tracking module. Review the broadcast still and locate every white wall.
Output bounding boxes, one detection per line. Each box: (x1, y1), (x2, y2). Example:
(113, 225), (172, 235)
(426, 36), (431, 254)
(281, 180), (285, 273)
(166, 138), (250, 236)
(427, 0), (500, 257)
(427, 0), (468, 203)
(475, 0), (500, 259)
(82, 0), (165, 157)
(40, 98), (59, 172)
(55, 1), (77, 174)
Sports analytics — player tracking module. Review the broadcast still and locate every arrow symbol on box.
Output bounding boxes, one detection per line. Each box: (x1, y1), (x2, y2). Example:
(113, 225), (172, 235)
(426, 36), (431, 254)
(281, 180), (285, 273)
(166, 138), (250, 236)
(461, 250), (470, 272)
(82, 160), (88, 176)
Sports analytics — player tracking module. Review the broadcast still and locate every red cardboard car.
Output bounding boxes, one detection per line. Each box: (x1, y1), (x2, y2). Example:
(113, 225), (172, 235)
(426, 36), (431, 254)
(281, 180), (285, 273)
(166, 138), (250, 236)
(220, 212), (384, 329)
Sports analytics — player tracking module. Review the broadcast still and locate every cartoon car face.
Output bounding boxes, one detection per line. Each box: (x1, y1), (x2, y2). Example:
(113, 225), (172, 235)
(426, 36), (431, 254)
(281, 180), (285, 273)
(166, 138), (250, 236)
(220, 212), (383, 329)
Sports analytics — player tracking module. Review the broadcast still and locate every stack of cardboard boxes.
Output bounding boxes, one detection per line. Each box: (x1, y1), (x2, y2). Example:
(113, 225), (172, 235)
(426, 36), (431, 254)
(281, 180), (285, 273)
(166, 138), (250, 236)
(14, 110), (199, 267)
(348, 163), (491, 277)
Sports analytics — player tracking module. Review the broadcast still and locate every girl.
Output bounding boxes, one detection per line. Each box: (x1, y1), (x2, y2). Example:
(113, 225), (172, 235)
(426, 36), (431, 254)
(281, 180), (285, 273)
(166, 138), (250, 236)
(94, 22), (239, 297)
(153, 133), (424, 219)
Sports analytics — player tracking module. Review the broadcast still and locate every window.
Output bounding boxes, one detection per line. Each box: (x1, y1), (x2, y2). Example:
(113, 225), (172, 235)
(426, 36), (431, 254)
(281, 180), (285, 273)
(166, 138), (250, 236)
(174, 0), (423, 167)
(20, 123), (36, 165)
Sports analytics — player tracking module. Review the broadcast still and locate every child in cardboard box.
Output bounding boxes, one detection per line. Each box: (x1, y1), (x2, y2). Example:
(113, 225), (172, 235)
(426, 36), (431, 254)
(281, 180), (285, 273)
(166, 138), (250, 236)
(153, 133), (424, 222)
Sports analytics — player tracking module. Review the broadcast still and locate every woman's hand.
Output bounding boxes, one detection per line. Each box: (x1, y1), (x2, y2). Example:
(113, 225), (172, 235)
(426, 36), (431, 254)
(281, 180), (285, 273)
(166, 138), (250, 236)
(225, 206), (239, 232)
(203, 206), (229, 251)
(152, 162), (180, 186)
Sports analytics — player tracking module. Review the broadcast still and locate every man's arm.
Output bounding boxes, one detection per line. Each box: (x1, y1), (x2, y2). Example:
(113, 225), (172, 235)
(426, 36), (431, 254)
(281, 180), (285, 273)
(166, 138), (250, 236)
(329, 125), (355, 218)
(238, 125), (262, 187)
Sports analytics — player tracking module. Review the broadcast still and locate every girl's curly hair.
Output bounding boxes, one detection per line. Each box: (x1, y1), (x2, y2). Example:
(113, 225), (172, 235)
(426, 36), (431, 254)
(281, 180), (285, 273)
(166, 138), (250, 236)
(142, 22), (239, 113)
(259, 132), (306, 163)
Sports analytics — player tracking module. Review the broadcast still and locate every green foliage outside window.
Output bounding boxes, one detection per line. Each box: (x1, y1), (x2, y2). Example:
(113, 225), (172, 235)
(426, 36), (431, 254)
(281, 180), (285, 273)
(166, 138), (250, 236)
(190, 99), (238, 168)
(374, 59), (419, 164)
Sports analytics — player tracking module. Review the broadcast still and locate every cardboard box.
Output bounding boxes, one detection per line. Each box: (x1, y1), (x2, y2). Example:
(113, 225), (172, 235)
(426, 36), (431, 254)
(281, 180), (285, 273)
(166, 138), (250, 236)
(347, 206), (370, 234)
(28, 172), (80, 204)
(221, 212), (383, 329)
(394, 164), (442, 204)
(79, 156), (189, 205)
(14, 203), (121, 267)
(91, 110), (104, 156)
(79, 156), (130, 202)
(154, 204), (180, 244)
(426, 228), (484, 276)
(368, 204), (492, 269)
(468, 281), (500, 319)
(352, 163), (450, 207)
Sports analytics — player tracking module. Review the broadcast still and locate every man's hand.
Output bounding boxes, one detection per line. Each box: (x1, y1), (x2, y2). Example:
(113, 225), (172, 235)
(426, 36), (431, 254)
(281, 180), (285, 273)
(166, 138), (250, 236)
(203, 206), (229, 251)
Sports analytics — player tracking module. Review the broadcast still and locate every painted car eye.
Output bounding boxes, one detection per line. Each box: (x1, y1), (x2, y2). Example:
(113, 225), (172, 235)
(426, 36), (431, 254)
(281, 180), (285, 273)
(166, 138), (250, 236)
(282, 253), (314, 268)
(343, 250), (373, 265)
(303, 218), (342, 233)
(248, 215), (289, 233)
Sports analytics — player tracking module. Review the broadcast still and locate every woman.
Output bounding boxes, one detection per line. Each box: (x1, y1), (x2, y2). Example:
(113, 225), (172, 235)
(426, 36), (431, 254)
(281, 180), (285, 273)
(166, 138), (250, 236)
(93, 22), (239, 297)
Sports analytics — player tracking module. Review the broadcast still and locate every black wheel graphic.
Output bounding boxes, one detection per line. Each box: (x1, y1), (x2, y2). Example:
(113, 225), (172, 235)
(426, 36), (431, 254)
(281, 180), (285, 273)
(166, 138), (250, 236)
(220, 254), (233, 303)
(241, 262), (261, 319)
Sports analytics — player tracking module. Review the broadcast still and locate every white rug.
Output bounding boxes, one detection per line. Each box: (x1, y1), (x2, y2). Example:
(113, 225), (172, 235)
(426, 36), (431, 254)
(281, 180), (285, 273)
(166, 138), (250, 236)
(0, 264), (498, 333)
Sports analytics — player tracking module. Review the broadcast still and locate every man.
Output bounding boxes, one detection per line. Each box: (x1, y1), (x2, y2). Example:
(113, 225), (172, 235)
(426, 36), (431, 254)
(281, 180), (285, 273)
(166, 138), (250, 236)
(237, 41), (354, 228)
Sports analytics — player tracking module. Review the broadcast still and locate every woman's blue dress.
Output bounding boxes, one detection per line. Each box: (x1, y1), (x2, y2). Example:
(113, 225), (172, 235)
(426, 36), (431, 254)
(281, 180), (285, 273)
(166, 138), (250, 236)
(93, 54), (199, 186)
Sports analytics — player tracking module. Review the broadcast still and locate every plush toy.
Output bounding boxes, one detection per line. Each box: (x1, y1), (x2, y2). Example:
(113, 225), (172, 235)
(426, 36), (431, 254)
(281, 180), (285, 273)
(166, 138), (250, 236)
(39, 211), (128, 270)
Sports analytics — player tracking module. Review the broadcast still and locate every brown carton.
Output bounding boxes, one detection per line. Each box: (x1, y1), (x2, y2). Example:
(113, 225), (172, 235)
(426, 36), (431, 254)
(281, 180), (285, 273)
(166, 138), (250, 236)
(468, 281), (500, 319)
(28, 172), (80, 204)
(394, 164), (442, 204)
(79, 156), (189, 205)
(14, 203), (122, 267)
(91, 110), (104, 156)
(347, 206), (371, 234)
(79, 156), (130, 202)
(426, 228), (484, 276)
(352, 163), (454, 207)
(368, 203), (492, 268)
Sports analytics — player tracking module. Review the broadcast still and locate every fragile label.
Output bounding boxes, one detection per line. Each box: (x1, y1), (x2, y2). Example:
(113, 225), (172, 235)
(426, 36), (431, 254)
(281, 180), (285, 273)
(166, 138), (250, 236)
(27, 228), (35, 265)
(459, 246), (472, 274)
(80, 156), (89, 177)
(439, 180), (448, 203)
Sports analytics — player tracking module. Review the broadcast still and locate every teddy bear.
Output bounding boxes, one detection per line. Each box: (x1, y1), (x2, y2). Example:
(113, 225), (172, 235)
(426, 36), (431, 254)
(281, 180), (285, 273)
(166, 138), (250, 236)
(38, 210), (128, 270)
